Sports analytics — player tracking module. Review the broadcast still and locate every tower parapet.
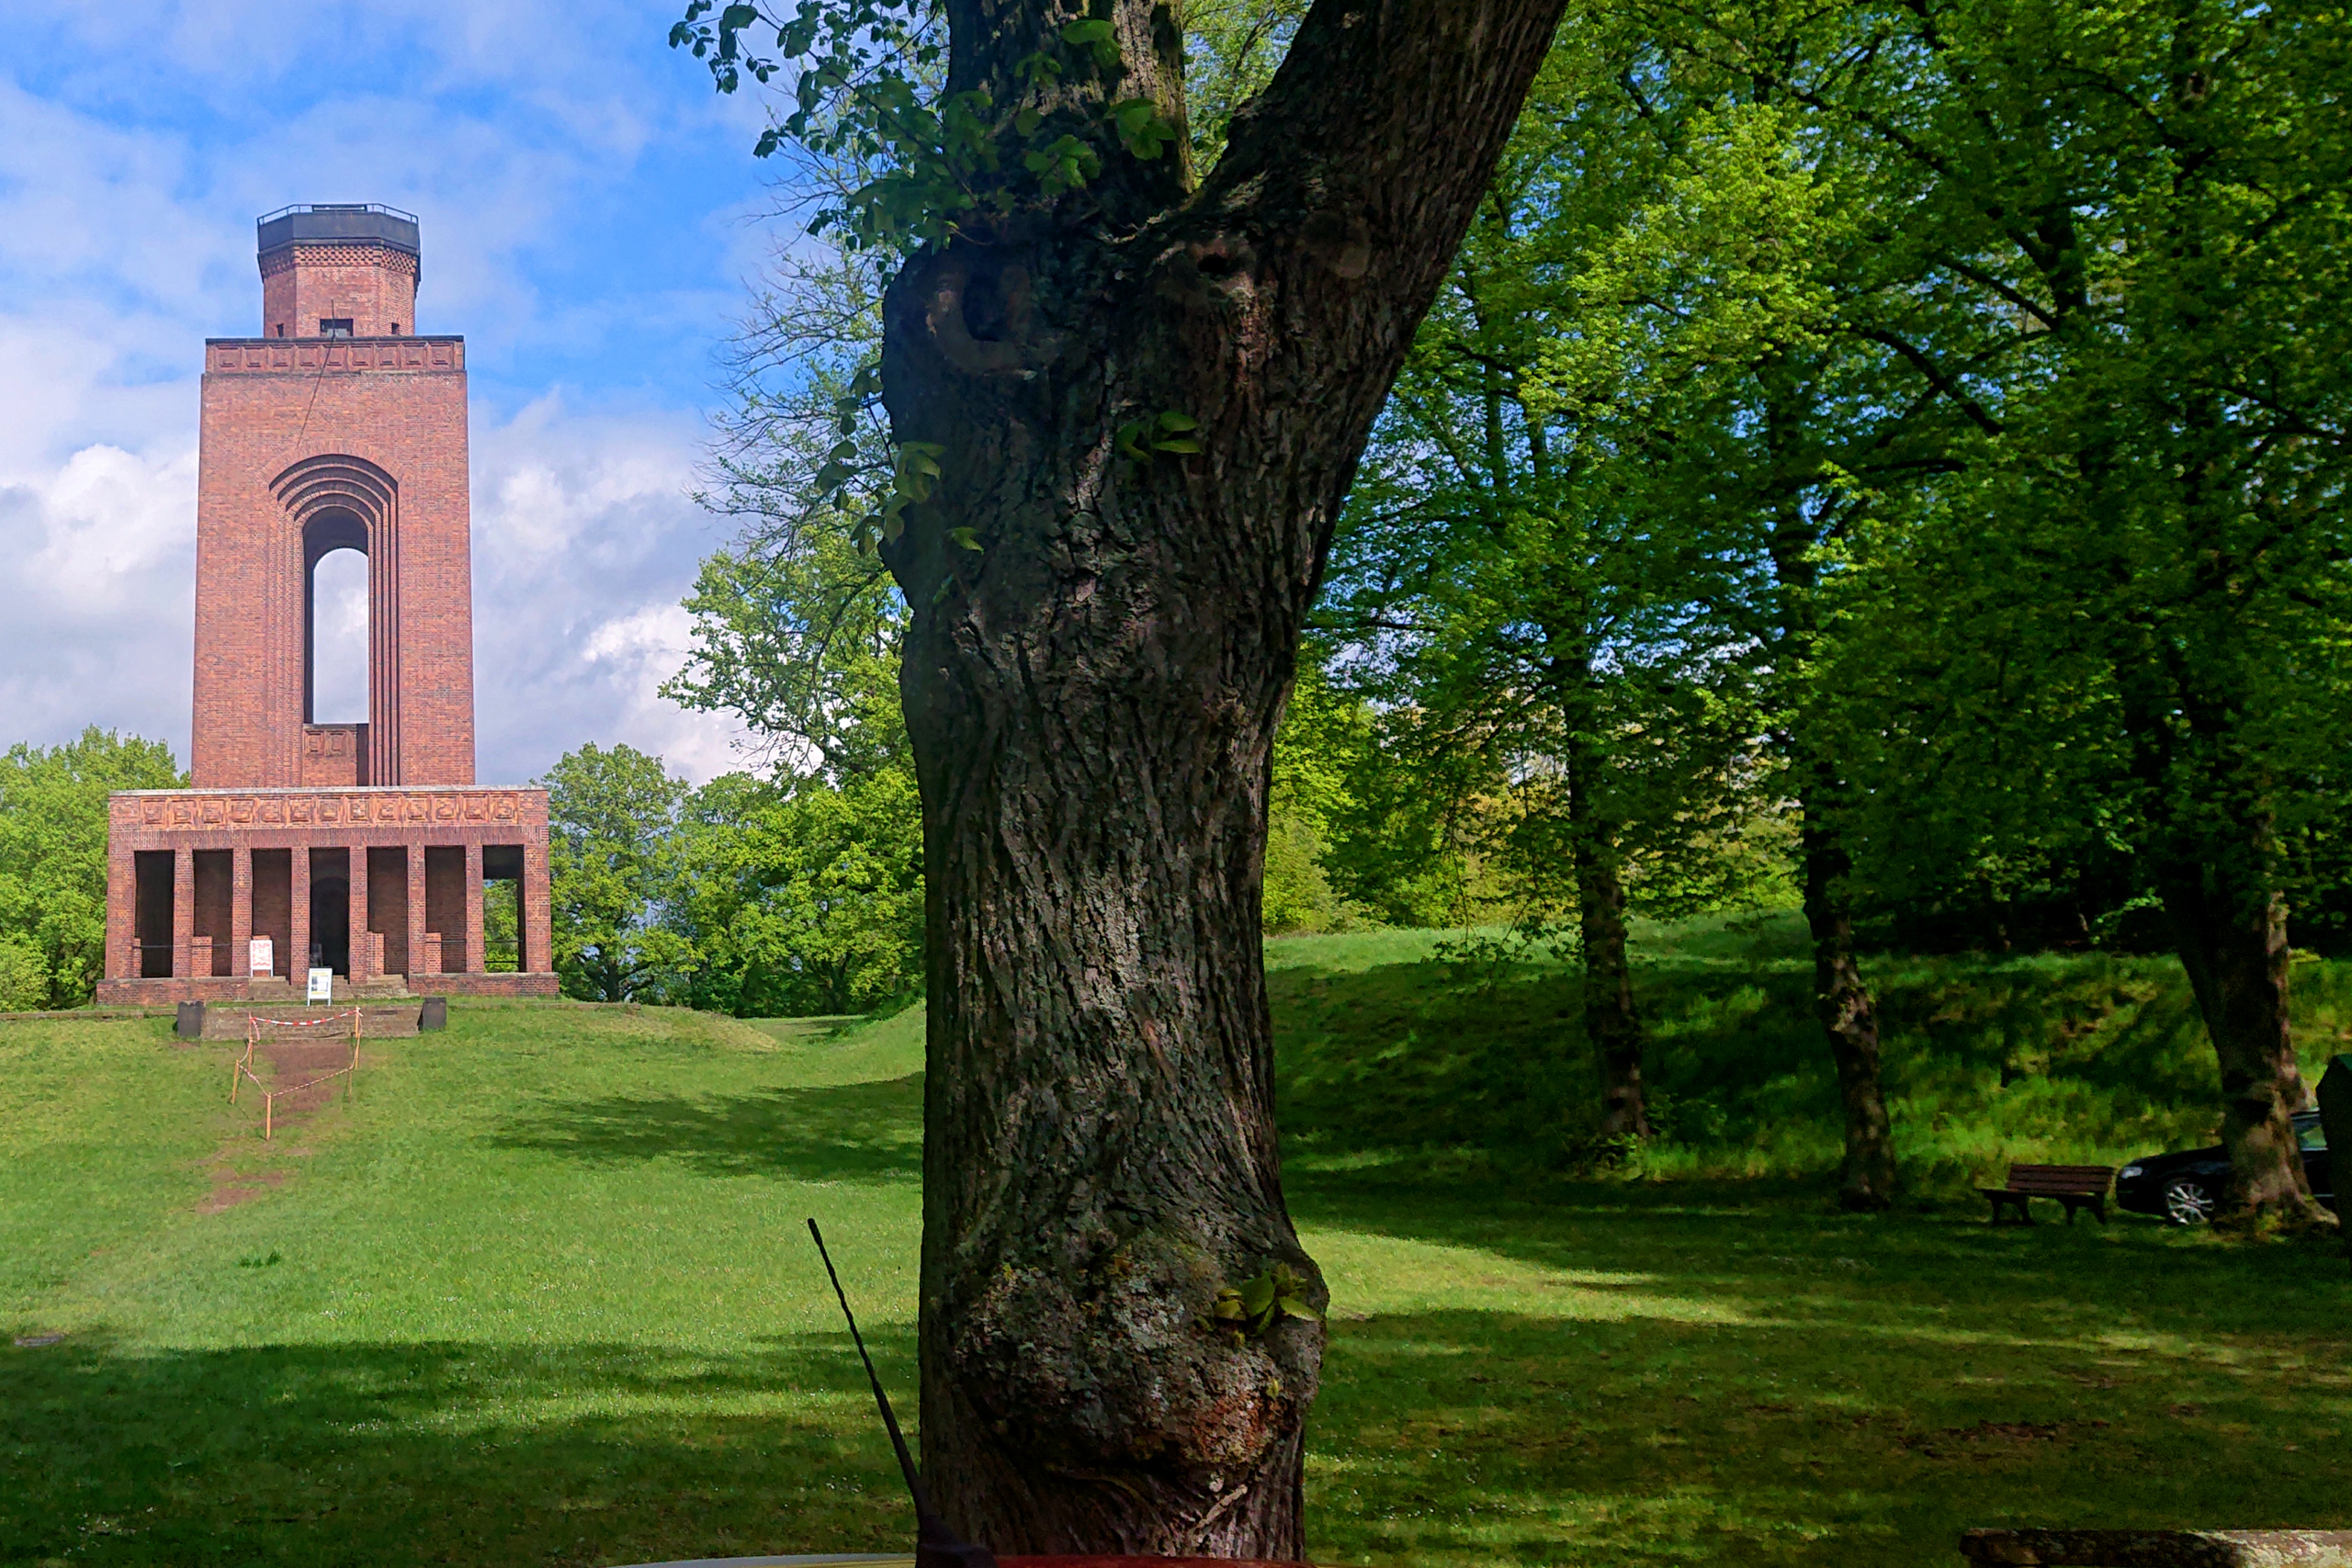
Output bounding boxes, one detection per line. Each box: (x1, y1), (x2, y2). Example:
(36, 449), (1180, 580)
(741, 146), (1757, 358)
(257, 203), (421, 340)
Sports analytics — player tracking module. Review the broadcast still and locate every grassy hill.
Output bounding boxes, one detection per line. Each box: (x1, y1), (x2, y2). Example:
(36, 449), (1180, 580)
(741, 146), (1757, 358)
(1271, 915), (2352, 1201)
(3, 934), (2348, 1567)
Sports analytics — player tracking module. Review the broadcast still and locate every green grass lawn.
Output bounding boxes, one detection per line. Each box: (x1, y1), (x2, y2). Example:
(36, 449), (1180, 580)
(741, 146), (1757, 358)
(5, 932), (2349, 1567)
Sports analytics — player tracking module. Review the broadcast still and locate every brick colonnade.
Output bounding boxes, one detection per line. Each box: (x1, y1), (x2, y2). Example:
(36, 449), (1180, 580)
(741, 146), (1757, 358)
(96, 784), (559, 1003)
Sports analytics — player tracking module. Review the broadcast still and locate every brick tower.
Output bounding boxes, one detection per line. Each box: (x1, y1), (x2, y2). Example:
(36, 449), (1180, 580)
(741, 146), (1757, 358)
(98, 205), (557, 1003)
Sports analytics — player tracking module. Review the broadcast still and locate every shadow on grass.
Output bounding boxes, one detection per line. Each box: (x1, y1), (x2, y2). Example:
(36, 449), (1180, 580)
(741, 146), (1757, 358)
(10, 1252), (2347, 1568)
(487, 1074), (924, 1184)
(1287, 1169), (2352, 1567)
(1288, 1165), (2350, 1341)
(0, 1330), (916, 1568)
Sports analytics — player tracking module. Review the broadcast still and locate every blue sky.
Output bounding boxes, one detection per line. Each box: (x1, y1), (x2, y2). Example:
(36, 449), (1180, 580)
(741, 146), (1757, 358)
(0, 0), (806, 782)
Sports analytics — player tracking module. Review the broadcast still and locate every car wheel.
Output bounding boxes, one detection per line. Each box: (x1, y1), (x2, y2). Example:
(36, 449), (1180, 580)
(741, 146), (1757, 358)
(2162, 1176), (2217, 1225)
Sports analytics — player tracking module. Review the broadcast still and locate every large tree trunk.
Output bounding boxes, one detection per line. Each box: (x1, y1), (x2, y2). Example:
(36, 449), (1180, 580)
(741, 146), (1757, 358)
(1800, 787), (1895, 1210)
(1566, 721), (1645, 1138)
(1579, 853), (1646, 1140)
(2111, 670), (2325, 1226)
(876, 2), (1568, 1552)
(2159, 860), (2326, 1225)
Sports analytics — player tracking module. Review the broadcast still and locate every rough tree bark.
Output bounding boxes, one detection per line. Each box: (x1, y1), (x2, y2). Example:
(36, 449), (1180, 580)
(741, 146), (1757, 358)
(873, 1), (1570, 1553)
(1797, 779), (1895, 1211)
(1761, 380), (1895, 1211)
(2121, 674), (2326, 1225)
(2159, 862), (2318, 1222)
(1578, 849), (1646, 1141)
(1564, 690), (1645, 1140)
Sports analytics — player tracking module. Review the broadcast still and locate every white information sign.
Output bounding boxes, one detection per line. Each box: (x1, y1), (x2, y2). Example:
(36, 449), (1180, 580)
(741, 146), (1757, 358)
(248, 937), (274, 977)
(307, 967), (334, 1004)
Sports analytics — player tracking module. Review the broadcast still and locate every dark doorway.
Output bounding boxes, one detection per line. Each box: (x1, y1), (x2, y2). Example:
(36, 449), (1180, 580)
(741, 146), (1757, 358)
(309, 847), (351, 976)
(424, 847), (465, 973)
(368, 846), (409, 976)
(134, 850), (173, 978)
(252, 849), (293, 978)
(193, 850), (232, 976)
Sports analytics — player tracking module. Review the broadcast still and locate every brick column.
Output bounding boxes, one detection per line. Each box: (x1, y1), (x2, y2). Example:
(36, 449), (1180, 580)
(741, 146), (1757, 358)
(232, 847), (254, 980)
(406, 842), (426, 980)
(464, 841), (484, 973)
(172, 847), (194, 980)
(290, 849), (311, 983)
(348, 846), (370, 982)
(523, 837), (552, 976)
(106, 833), (133, 981)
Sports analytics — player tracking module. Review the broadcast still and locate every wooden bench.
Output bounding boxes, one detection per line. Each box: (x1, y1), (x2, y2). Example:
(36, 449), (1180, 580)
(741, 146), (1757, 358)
(1962, 1529), (2352, 1565)
(1979, 1164), (2114, 1224)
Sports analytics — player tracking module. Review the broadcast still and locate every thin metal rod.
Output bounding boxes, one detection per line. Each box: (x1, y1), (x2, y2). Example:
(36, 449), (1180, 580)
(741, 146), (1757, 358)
(807, 1216), (936, 1522)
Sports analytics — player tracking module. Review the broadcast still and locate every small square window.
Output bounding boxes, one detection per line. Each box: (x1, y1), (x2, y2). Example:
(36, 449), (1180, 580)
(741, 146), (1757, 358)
(319, 318), (354, 338)
(389, 322), (401, 335)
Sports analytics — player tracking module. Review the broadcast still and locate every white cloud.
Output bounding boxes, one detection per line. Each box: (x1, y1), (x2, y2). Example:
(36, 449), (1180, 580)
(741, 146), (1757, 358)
(469, 391), (751, 785)
(0, 0), (788, 788)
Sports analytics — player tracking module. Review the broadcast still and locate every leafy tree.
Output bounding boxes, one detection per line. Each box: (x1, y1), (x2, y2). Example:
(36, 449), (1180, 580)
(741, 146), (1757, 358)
(0, 939), (46, 1012)
(1261, 662), (1375, 935)
(670, 534), (909, 783)
(542, 744), (694, 1002)
(666, 213), (911, 784)
(1693, 0), (2352, 1224)
(1319, 37), (1808, 1144)
(665, 230), (925, 1013)
(0, 728), (182, 1008)
(671, 766), (925, 1014)
(672, 0), (1569, 1547)
(1463, 0), (2032, 1206)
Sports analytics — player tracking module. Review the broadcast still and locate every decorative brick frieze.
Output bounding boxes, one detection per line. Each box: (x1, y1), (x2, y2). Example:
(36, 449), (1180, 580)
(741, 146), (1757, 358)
(109, 787), (548, 842)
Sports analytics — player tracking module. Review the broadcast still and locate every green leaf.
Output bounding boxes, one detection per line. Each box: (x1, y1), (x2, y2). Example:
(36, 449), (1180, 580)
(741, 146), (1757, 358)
(1155, 412), (1199, 433)
(1152, 437), (1202, 455)
(947, 527), (984, 551)
(1276, 1295), (1320, 1323)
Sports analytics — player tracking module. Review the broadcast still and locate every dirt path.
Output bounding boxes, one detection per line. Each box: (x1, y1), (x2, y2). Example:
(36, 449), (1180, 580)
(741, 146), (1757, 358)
(199, 1040), (360, 1212)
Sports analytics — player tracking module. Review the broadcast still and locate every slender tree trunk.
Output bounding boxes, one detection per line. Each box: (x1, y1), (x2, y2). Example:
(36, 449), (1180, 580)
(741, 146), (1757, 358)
(1565, 711), (1645, 1138)
(1761, 369), (1895, 1210)
(1799, 782), (1895, 1209)
(876, 2), (1570, 1551)
(1579, 852), (1645, 1139)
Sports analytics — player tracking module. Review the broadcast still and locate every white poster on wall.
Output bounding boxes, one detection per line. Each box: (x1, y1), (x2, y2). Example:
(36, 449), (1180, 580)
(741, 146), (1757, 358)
(249, 937), (274, 977)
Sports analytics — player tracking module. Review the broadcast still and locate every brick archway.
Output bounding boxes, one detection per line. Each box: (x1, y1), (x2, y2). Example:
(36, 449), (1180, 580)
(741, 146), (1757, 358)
(277, 455), (401, 785)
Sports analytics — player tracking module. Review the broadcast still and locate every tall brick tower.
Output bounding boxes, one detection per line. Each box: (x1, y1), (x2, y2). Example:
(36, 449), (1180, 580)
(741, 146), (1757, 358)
(98, 205), (556, 1004)
(194, 204), (475, 791)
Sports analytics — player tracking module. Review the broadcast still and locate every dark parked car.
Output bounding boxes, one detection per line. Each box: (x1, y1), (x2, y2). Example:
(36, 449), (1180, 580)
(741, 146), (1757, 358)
(2115, 1111), (2333, 1224)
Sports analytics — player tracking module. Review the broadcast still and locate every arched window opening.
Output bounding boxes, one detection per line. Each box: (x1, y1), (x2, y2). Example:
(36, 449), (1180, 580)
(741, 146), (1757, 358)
(303, 511), (370, 725)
